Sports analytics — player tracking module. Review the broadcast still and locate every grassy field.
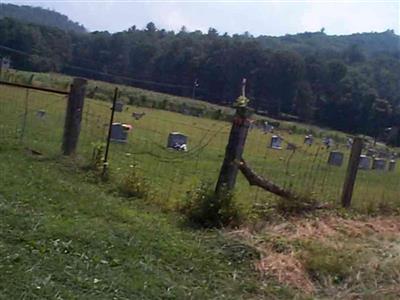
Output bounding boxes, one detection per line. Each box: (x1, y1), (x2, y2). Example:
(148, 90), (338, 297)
(0, 70), (399, 215)
(1, 145), (399, 299)
(1, 71), (400, 298)
(0, 145), (299, 299)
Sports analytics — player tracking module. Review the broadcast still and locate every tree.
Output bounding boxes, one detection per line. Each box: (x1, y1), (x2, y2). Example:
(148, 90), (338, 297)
(294, 81), (315, 121)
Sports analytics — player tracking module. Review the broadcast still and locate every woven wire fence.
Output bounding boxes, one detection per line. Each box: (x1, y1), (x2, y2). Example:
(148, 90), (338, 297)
(99, 102), (231, 205)
(1, 79), (398, 212)
(0, 83), (67, 156)
(243, 124), (400, 211)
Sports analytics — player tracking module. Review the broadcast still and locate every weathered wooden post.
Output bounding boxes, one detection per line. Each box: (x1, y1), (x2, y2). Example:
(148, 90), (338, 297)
(215, 79), (252, 194)
(341, 136), (363, 208)
(62, 77), (87, 155)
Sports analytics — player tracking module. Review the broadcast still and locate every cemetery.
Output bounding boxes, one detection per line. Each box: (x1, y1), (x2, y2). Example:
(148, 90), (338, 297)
(0, 71), (399, 300)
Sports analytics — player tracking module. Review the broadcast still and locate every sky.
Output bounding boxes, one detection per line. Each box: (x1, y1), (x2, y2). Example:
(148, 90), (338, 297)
(5, 0), (400, 36)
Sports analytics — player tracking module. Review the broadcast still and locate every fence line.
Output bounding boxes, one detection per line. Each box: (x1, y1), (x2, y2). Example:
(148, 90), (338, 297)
(0, 77), (398, 213)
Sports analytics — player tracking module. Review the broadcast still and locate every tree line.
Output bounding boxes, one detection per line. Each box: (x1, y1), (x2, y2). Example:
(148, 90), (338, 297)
(0, 17), (399, 144)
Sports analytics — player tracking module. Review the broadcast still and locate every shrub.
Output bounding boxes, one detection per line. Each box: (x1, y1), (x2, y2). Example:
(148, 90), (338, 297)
(90, 142), (105, 171)
(179, 182), (242, 228)
(119, 163), (150, 199)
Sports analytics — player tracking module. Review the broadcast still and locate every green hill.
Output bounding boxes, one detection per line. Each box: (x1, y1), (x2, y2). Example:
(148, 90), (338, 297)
(0, 3), (86, 33)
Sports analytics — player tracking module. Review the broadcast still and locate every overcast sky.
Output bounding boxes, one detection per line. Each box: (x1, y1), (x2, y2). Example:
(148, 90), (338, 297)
(5, 0), (400, 36)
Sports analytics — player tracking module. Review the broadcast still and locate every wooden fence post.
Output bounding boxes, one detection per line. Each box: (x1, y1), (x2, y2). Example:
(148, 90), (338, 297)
(62, 77), (87, 155)
(341, 136), (363, 208)
(215, 108), (251, 194)
(216, 79), (251, 194)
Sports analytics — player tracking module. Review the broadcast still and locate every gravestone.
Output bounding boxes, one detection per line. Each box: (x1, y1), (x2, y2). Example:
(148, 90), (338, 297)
(358, 155), (371, 170)
(270, 135), (282, 150)
(36, 110), (46, 119)
(114, 101), (124, 112)
(346, 138), (353, 149)
(366, 148), (377, 157)
(167, 132), (188, 151)
(388, 160), (396, 172)
(328, 151), (343, 166)
(323, 137), (334, 149)
(304, 135), (313, 146)
(0, 57), (10, 72)
(110, 123), (132, 143)
(372, 158), (386, 171)
(263, 121), (274, 133)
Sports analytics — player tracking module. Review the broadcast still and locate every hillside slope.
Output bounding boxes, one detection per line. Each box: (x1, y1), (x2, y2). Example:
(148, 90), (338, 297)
(0, 146), (292, 299)
(0, 3), (86, 33)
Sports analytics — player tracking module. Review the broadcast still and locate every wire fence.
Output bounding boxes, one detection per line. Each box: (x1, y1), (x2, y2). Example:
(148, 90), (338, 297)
(0, 78), (399, 213)
(104, 103), (231, 205)
(244, 125), (400, 211)
(0, 83), (67, 156)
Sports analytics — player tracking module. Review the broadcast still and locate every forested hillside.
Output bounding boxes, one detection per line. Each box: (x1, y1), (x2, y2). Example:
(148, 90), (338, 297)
(0, 4), (86, 33)
(0, 14), (399, 143)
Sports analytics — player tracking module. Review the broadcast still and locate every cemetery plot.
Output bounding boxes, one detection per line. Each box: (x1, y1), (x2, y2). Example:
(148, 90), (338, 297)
(0, 80), (399, 213)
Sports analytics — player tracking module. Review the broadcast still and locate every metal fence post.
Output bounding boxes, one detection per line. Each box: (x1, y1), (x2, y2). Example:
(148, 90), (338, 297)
(102, 87), (118, 176)
(62, 77), (87, 155)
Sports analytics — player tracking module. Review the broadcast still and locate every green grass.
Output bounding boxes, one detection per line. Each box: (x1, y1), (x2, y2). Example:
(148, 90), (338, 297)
(0, 146), (301, 299)
(1, 72), (399, 215)
(1, 70), (400, 298)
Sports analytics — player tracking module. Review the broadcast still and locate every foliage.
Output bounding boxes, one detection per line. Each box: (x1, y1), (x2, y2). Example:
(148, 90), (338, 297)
(119, 163), (151, 199)
(90, 142), (105, 171)
(0, 3), (86, 33)
(179, 182), (242, 228)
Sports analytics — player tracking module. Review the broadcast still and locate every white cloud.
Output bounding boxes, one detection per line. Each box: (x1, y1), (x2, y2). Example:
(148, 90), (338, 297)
(5, 1), (399, 35)
(300, 2), (399, 34)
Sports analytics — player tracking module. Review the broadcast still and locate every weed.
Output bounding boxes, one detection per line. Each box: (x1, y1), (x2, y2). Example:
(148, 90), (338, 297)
(179, 182), (242, 228)
(119, 163), (151, 199)
(90, 142), (105, 171)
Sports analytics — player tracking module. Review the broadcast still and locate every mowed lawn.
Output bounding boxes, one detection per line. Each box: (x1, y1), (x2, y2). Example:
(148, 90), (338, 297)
(0, 145), (303, 299)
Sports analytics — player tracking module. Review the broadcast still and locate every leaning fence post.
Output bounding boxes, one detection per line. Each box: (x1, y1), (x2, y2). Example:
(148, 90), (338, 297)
(62, 77), (87, 155)
(341, 136), (363, 208)
(215, 79), (252, 194)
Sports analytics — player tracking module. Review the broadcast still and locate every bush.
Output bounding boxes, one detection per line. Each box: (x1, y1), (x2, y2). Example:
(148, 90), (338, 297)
(179, 183), (242, 228)
(119, 163), (150, 199)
